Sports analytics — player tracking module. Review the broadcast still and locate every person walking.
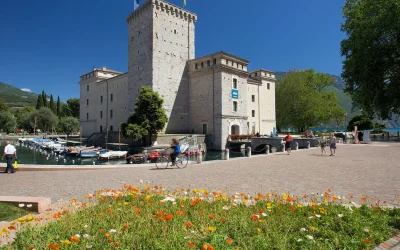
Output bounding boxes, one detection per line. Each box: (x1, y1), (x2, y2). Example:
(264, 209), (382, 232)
(283, 133), (293, 155)
(2, 141), (17, 174)
(320, 133), (327, 155)
(329, 133), (337, 156)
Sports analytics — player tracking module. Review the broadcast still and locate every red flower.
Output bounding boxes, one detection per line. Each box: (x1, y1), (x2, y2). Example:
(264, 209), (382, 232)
(364, 238), (371, 243)
(163, 214), (174, 221)
(106, 208), (112, 213)
(226, 238), (233, 245)
(188, 242), (195, 248)
(259, 209), (264, 213)
(251, 215), (259, 221)
(123, 224), (129, 229)
(114, 242), (120, 247)
(209, 214), (215, 220)
(220, 217), (227, 222)
(185, 221), (193, 227)
(135, 209), (141, 213)
(177, 210), (185, 215)
(290, 205), (296, 212)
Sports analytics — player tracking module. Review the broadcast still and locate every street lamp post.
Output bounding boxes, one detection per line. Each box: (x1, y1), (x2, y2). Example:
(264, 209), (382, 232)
(344, 113), (347, 143)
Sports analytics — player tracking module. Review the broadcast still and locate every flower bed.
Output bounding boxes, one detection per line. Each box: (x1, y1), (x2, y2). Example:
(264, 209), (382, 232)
(3, 186), (400, 249)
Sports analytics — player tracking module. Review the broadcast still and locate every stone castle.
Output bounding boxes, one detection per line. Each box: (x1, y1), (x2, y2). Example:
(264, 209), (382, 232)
(79, 0), (276, 150)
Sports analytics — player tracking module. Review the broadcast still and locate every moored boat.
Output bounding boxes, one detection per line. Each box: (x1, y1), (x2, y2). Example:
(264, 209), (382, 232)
(98, 151), (127, 160)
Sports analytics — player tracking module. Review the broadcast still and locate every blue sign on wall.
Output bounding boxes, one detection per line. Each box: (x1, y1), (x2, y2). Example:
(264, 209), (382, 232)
(232, 89), (239, 99)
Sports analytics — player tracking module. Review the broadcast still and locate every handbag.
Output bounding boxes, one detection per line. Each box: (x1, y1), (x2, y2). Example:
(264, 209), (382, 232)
(14, 160), (18, 169)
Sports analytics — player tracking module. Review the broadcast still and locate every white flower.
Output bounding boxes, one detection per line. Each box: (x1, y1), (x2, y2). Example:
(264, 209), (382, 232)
(75, 234), (81, 238)
(315, 214), (321, 218)
(364, 228), (369, 233)
(300, 228), (307, 232)
(351, 201), (357, 206)
(320, 194), (324, 197)
(83, 234), (90, 239)
(109, 229), (117, 233)
(86, 245), (93, 249)
(184, 236), (190, 239)
(27, 204), (33, 208)
(19, 203), (25, 208)
(139, 179), (144, 184)
(349, 206), (353, 211)
(338, 214), (344, 217)
(297, 238), (303, 242)
(160, 197), (175, 203)
(342, 196), (346, 200)
(84, 224), (88, 228)
(146, 180), (150, 184)
(306, 235), (314, 240)
(308, 216), (314, 219)
(261, 213), (267, 217)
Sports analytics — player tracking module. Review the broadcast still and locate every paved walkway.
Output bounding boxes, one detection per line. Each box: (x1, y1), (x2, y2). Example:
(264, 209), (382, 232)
(0, 142), (399, 207)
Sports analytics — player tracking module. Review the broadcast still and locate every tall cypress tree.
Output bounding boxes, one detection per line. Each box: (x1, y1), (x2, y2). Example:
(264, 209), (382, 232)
(56, 96), (61, 117)
(42, 90), (48, 107)
(36, 94), (44, 109)
(49, 94), (56, 114)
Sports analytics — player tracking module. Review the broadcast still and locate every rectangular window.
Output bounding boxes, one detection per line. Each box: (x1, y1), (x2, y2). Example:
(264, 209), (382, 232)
(207, 60), (210, 66)
(213, 58), (217, 65)
(195, 63), (198, 69)
(110, 110), (113, 119)
(233, 78), (238, 89)
(202, 123), (208, 134)
(110, 94), (113, 102)
(267, 83), (270, 90)
(100, 111), (103, 119)
(252, 110), (255, 117)
(255, 72), (258, 76)
(201, 62), (204, 68)
(100, 126), (103, 132)
(110, 125), (114, 131)
(100, 96), (103, 103)
(233, 101), (238, 112)
(86, 99), (89, 105)
(86, 113), (89, 120)
(87, 85), (89, 91)
(252, 95), (255, 102)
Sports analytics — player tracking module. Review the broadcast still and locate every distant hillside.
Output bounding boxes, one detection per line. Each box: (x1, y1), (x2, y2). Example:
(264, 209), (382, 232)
(0, 82), (38, 108)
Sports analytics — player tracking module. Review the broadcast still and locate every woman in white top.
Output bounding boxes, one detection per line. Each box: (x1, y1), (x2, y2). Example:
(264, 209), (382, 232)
(320, 133), (327, 155)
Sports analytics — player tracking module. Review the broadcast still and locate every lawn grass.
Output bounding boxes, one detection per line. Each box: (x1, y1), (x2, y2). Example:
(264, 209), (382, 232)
(0, 203), (27, 222)
(4, 187), (400, 249)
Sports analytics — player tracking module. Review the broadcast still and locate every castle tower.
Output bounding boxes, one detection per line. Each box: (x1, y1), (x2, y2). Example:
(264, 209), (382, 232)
(126, 0), (197, 133)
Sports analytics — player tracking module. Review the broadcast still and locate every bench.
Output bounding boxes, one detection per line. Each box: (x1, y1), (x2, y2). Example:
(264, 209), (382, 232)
(0, 196), (51, 213)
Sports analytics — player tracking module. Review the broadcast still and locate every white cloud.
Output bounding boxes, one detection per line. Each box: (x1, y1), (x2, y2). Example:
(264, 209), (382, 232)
(21, 88), (32, 92)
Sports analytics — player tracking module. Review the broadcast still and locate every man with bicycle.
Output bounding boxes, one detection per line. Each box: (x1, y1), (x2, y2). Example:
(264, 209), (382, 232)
(170, 138), (180, 166)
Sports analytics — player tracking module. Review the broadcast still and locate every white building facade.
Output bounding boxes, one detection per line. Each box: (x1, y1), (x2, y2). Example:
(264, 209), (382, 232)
(79, 0), (276, 150)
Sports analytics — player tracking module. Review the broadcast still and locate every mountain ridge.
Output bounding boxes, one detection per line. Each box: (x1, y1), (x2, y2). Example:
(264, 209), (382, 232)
(0, 82), (38, 108)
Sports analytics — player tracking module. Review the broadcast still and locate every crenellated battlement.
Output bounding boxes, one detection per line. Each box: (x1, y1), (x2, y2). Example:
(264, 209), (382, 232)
(126, 0), (197, 25)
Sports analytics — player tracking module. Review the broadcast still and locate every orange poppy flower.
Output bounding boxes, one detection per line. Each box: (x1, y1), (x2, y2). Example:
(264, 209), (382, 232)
(71, 199), (76, 203)
(107, 208), (112, 213)
(70, 235), (80, 243)
(209, 214), (215, 220)
(177, 210), (185, 215)
(48, 243), (60, 250)
(226, 238), (233, 245)
(364, 238), (370, 243)
(7, 225), (16, 230)
(303, 194), (308, 199)
(53, 212), (61, 219)
(108, 238), (113, 243)
(135, 209), (141, 214)
(290, 205), (296, 212)
(184, 221), (192, 227)
(188, 242), (195, 248)
(163, 214), (174, 221)
(28, 246), (35, 250)
(123, 224), (129, 229)
(251, 215), (259, 221)
(220, 217), (227, 222)
(114, 242), (120, 247)
(259, 209), (264, 213)
(105, 232), (111, 237)
(34, 217), (43, 222)
(98, 229), (104, 233)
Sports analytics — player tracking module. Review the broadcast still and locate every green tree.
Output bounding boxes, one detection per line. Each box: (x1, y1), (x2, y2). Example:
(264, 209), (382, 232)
(42, 90), (48, 108)
(347, 114), (374, 131)
(58, 117), (80, 142)
(66, 98), (80, 119)
(18, 112), (33, 133)
(29, 107), (58, 133)
(0, 111), (16, 133)
(374, 122), (385, 132)
(49, 94), (56, 114)
(331, 106), (346, 129)
(276, 69), (344, 131)
(341, 0), (400, 119)
(121, 86), (168, 146)
(36, 94), (44, 109)
(59, 103), (72, 117)
(12, 106), (35, 131)
(56, 96), (61, 117)
(0, 98), (8, 112)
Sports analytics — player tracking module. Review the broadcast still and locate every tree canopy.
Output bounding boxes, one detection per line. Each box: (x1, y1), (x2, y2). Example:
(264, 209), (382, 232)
(66, 98), (80, 119)
(121, 86), (168, 145)
(341, 0), (400, 119)
(347, 114), (374, 131)
(49, 94), (56, 114)
(36, 94), (44, 110)
(0, 98), (8, 112)
(29, 107), (58, 133)
(56, 96), (61, 117)
(59, 117), (80, 140)
(0, 111), (16, 133)
(276, 69), (345, 131)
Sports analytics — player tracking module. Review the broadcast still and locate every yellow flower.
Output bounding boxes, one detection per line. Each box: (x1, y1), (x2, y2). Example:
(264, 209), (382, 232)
(297, 204), (303, 208)
(117, 202), (122, 206)
(145, 195), (151, 201)
(17, 217), (25, 223)
(2, 226), (8, 233)
(0, 232), (4, 236)
(256, 228), (261, 233)
(206, 226), (216, 232)
(324, 198), (329, 203)
(267, 193), (272, 197)
(62, 240), (72, 245)
(123, 202), (130, 206)
(266, 202), (272, 209)
(310, 226), (316, 231)
(26, 215), (34, 222)
(180, 198), (187, 202)
(258, 220), (265, 223)
(283, 193), (288, 200)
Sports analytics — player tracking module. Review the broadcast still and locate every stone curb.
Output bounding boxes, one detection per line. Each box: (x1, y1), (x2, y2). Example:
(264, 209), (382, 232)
(374, 234), (400, 250)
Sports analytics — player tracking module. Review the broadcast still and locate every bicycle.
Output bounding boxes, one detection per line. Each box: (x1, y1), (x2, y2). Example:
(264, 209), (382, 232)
(155, 149), (188, 169)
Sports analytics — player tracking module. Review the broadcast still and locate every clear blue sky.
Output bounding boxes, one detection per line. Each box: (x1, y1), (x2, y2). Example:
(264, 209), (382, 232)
(0, 0), (346, 101)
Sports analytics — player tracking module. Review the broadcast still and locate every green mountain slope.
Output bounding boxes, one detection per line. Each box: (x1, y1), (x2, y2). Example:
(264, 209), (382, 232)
(0, 82), (38, 108)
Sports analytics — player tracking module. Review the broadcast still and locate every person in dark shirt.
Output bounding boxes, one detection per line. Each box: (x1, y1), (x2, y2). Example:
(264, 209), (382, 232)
(170, 138), (180, 165)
